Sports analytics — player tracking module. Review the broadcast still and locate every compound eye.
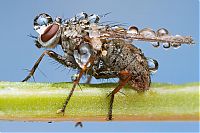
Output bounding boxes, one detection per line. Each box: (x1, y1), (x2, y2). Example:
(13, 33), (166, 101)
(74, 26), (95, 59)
(34, 13), (53, 34)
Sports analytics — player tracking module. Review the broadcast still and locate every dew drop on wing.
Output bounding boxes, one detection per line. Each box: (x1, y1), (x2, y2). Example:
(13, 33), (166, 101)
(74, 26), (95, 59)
(140, 28), (156, 38)
(163, 42), (171, 49)
(34, 13), (53, 34)
(156, 28), (169, 36)
(172, 35), (182, 49)
(147, 58), (158, 74)
(151, 42), (160, 48)
(127, 26), (139, 34)
(172, 43), (181, 49)
(156, 28), (171, 49)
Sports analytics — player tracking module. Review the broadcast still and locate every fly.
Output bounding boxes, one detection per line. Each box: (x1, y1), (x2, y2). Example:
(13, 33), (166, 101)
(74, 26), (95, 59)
(22, 12), (194, 120)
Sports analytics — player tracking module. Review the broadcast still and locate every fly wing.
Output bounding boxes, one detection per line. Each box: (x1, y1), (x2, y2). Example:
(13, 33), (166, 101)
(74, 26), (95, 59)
(99, 26), (194, 48)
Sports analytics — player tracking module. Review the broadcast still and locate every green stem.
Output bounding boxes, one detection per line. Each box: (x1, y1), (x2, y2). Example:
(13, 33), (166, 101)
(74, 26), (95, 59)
(0, 81), (199, 121)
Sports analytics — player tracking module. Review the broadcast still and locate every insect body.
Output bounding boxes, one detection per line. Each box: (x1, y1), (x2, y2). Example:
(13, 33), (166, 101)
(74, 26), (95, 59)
(23, 12), (194, 120)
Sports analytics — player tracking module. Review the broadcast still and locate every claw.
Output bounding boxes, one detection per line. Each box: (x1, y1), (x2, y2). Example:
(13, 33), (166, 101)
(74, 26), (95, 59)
(106, 116), (113, 121)
(56, 108), (65, 115)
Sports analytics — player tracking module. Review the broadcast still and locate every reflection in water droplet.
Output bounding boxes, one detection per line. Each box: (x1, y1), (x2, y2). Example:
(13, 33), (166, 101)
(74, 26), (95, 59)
(147, 58), (158, 74)
(74, 43), (92, 68)
(172, 43), (181, 49)
(151, 42), (159, 48)
(140, 28), (156, 38)
(71, 74), (79, 81)
(127, 26), (139, 34)
(76, 12), (88, 21)
(88, 14), (100, 23)
(156, 28), (169, 36)
(34, 13), (53, 34)
(163, 42), (171, 49)
(55, 17), (62, 24)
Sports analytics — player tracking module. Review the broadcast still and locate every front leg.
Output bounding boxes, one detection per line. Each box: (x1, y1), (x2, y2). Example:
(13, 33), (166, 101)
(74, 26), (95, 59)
(22, 50), (76, 82)
(57, 55), (95, 115)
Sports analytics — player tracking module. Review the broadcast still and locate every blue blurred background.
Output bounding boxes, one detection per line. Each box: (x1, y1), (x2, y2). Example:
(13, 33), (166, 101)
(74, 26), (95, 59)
(0, 0), (199, 132)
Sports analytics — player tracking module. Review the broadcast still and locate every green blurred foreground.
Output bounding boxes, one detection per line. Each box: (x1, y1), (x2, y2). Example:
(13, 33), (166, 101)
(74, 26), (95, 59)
(0, 82), (199, 121)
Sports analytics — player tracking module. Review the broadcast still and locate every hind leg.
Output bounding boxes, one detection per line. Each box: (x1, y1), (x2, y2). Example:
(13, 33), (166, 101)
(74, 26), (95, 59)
(107, 70), (132, 120)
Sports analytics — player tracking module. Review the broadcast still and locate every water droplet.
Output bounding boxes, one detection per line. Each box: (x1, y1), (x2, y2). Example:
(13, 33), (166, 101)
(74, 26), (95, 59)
(34, 13), (53, 34)
(151, 42), (160, 48)
(140, 28), (156, 38)
(172, 43), (181, 49)
(127, 26), (139, 34)
(88, 14), (100, 23)
(55, 16), (62, 24)
(76, 12), (88, 21)
(156, 28), (169, 36)
(70, 17), (76, 22)
(147, 58), (158, 74)
(74, 43), (92, 68)
(71, 74), (79, 81)
(163, 42), (171, 49)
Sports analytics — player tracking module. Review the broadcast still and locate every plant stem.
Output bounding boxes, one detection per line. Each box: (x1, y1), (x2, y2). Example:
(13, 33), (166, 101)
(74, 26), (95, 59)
(0, 81), (199, 121)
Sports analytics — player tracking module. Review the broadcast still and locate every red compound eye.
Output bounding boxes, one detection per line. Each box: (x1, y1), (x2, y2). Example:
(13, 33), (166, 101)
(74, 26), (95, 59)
(41, 24), (59, 42)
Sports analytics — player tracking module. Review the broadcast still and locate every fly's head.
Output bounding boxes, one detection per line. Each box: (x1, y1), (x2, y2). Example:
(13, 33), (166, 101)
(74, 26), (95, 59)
(33, 13), (62, 48)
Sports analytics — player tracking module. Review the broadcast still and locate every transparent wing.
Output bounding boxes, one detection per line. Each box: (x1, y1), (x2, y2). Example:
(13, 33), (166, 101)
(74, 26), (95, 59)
(99, 25), (194, 49)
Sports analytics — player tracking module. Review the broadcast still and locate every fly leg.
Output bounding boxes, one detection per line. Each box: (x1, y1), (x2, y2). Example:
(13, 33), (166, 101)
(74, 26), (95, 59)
(57, 56), (95, 115)
(85, 75), (92, 84)
(22, 50), (76, 82)
(107, 70), (132, 120)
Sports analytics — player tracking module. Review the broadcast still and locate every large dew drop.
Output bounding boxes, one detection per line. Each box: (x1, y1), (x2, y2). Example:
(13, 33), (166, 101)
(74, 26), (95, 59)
(147, 58), (158, 74)
(74, 43), (92, 68)
(139, 28), (159, 48)
(156, 28), (169, 36)
(140, 28), (156, 38)
(34, 13), (53, 34)
(157, 28), (171, 49)
(127, 26), (139, 34)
